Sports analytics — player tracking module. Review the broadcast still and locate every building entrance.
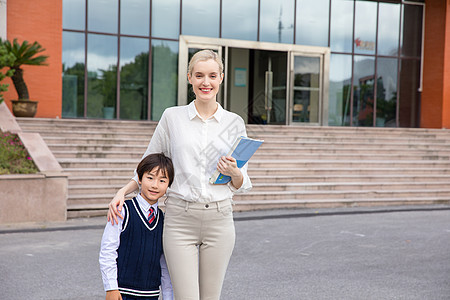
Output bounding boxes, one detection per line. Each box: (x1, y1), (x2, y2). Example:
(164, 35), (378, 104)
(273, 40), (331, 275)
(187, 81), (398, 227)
(178, 36), (330, 125)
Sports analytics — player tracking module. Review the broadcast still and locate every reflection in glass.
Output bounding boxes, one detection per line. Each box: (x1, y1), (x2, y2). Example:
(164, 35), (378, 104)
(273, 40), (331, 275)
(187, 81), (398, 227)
(182, 0), (220, 38)
(401, 4), (423, 58)
(329, 54), (352, 126)
(62, 32), (85, 118)
(152, 0), (180, 39)
(353, 55), (375, 126)
(88, 0), (118, 33)
(248, 51), (287, 125)
(292, 56), (320, 123)
(260, 0), (294, 44)
(120, 0), (149, 36)
(296, 0), (329, 47)
(151, 40), (178, 121)
(378, 3), (400, 56)
(222, 0), (258, 41)
(63, 0), (85, 30)
(120, 37), (148, 120)
(330, 0), (353, 53)
(376, 58), (398, 127)
(354, 1), (377, 55)
(399, 59), (420, 127)
(87, 34), (118, 118)
(269, 53), (287, 124)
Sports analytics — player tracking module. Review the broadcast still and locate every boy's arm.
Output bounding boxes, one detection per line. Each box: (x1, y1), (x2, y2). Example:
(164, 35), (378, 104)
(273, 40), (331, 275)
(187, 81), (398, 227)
(160, 254), (174, 300)
(99, 209), (125, 292)
(105, 290), (122, 300)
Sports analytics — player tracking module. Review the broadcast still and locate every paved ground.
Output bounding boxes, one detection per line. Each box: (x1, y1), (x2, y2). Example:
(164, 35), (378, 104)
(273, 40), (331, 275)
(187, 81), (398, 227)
(1, 205), (450, 300)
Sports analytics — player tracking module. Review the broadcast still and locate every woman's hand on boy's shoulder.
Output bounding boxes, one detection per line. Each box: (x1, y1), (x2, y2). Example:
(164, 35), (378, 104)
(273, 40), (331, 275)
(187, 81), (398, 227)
(107, 191), (126, 225)
(106, 289), (122, 300)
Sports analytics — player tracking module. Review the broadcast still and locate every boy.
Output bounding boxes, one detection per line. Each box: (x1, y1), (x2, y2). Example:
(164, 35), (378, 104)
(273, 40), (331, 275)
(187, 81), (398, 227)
(99, 153), (174, 300)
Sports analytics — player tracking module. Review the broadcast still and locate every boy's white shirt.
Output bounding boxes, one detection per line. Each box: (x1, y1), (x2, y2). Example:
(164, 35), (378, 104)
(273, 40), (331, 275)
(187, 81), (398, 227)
(99, 194), (173, 299)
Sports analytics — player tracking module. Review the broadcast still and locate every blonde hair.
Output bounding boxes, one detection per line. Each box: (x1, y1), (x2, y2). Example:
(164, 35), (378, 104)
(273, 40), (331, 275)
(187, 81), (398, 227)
(188, 49), (224, 75)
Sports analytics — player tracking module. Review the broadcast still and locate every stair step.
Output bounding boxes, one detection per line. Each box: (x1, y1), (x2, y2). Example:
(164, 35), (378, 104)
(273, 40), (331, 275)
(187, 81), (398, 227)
(16, 118), (450, 217)
(66, 196), (450, 218)
(67, 182), (450, 195)
(233, 189), (450, 201)
(68, 174), (450, 185)
(52, 150), (450, 160)
(249, 174), (450, 183)
(57, 158), (450, 169)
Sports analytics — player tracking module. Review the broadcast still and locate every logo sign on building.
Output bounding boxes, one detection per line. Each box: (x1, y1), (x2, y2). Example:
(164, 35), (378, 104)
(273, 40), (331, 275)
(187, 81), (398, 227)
(355, 38), (375, 51)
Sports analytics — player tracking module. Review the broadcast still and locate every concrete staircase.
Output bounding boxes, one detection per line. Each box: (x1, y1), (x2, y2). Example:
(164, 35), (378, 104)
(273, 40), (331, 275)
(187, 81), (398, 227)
(17, 118), (450, 218)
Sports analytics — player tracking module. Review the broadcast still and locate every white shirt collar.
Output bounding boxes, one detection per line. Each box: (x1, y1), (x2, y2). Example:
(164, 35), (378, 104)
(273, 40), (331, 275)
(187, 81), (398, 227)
(188, 100), (224, 123)
(136, 193), (158, 214)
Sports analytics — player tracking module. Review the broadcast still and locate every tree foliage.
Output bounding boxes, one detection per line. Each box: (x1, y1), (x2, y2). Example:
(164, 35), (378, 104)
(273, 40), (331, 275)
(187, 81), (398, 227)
(0, 41), (15, 104)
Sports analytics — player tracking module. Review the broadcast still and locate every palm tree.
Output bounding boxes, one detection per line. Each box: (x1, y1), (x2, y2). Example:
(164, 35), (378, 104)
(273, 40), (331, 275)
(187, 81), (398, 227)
(2, 39), (48, 100)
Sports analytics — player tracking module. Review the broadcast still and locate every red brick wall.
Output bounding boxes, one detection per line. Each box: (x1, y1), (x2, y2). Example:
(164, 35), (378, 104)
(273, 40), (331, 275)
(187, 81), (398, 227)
(422, 0), (450, 128)
(443, 0), (450, 128)
(4, 0), (62, 118)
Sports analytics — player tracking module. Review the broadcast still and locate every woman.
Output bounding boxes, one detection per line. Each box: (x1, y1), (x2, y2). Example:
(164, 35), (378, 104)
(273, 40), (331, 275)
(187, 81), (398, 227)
(108, 50), (252, 300)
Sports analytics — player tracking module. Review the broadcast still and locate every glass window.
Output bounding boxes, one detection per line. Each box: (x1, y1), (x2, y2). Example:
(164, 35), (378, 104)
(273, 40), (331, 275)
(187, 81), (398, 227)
(182, 0), (220, 38)
(330, 0), (353, 53)
(296, 0), (329, 47)
(62, 31), (85, 118)
(292, 56), (320, 124)
(376, 57), (398, 127)
(152, 0), (180, 39)
(378, 3), (400, 56)
(259, 0), (295, 44)
(151, 40), (178, 121)
(120, 0), (150, 36)
(63, 0), (85, 30)
(401, 4), (423, 58)
(222, 0), (258, 41)
(399, 59), (420, 127)
(328, 54), (352, 126)
(88, 0), (118, 33)
(354, 0), (377, 55)
(120, 37), (149, 120)
(87, 34), (118, 118)
(353, 55), (375, 126)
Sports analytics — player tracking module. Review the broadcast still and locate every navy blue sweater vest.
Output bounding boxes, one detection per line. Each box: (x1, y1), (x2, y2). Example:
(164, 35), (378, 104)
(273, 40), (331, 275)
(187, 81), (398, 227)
(117, 198), (164, 299)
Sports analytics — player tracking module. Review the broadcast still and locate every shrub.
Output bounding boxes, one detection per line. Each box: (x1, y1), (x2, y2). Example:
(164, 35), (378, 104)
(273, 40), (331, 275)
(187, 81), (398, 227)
(0, 131), (38, 174)
(0, 40), (15, 104)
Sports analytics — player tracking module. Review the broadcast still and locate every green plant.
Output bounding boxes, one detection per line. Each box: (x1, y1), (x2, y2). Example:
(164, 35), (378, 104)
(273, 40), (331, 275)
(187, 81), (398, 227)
(2, 38), (48, 100)
(0, 131), (38, 174)
(0, 41), (15, 104)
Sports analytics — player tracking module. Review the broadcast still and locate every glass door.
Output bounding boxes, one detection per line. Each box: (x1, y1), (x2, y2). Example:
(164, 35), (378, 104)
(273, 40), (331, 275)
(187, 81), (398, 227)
(247, 50), (287, 125)
(290, 53), (323, 125)
(179, 35), (330, 125)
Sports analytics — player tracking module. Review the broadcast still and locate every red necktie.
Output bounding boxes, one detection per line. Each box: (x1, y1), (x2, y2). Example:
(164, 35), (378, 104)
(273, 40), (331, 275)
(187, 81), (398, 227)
(148, 207), (155, 223)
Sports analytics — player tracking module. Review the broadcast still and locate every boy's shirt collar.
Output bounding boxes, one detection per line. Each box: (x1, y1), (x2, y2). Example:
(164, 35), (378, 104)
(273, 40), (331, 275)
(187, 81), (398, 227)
(136, 193), (158, 214)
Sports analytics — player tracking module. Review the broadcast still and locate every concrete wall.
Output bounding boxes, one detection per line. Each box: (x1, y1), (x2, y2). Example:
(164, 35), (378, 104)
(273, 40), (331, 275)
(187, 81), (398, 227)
(227, 48), (250, 123)
(0, 0), (6, 40)
(0, 102), (67, 224)
(0, 173), (67, 223)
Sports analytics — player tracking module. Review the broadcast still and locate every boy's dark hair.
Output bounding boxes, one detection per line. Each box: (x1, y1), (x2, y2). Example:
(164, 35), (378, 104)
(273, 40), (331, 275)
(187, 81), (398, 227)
(136, 153), (174, 187)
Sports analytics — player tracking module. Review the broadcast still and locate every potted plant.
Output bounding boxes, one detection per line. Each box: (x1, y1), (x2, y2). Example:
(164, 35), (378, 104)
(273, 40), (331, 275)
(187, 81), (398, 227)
(1, 38), (48, 117)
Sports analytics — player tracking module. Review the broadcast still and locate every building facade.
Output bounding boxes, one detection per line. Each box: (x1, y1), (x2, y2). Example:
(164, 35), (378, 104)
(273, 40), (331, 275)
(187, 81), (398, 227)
(2, 0), (450, 128)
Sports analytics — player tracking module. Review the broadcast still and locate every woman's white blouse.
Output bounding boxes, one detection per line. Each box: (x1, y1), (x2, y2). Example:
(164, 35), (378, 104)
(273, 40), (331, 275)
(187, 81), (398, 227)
(132, 101), (252, 203)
